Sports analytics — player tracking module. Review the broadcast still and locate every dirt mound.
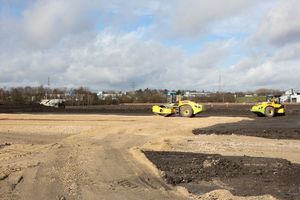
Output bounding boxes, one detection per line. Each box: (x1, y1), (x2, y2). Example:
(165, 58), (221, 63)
(143, 151), (300, 200)
(66, 105), (153, 114)
(0, 104), (153, 114)
(0, 104), (62, 113)
(1, 103), (299, 118)
(193, 125), (300, 139)
(200, 104), (253, 117)
(193, 113), (300, 139)
(200, 103), (300, 118)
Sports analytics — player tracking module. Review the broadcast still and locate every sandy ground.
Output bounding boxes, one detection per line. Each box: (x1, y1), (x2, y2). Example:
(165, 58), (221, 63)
(0, 114), (299, 200)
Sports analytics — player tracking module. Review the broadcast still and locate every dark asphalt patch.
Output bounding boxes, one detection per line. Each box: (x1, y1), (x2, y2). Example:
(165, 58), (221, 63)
(143, 151), (300, 200)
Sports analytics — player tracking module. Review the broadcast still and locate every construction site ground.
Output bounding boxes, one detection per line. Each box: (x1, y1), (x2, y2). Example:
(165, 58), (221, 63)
(0, 104), (300, 200)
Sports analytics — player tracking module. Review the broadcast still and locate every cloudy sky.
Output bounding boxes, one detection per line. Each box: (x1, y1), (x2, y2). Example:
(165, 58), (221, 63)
(0, 0), (300, 91)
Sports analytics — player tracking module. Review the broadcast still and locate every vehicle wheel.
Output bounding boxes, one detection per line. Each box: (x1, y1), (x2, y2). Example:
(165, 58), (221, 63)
(265, 107), (275, 117)
(158, 105), (171, 117)
(180, 106), (193, 117)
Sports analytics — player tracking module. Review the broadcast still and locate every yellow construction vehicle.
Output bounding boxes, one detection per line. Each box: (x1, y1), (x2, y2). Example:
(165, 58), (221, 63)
(152, 92), (204, 117)
(250, 95), (285, 117)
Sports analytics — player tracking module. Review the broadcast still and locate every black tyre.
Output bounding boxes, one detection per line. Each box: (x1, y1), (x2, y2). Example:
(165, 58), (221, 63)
(265, 107), (275, 117)
(256, 113), (264, 117)
(180, 106), (193, 117)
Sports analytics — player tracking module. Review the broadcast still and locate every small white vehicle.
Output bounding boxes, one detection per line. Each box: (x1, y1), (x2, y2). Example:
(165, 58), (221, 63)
(40, 99), (65, 108)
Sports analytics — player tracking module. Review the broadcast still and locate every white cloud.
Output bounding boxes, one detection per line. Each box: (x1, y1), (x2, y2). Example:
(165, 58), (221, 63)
(224, 59), (300, 91)
(1, 0), (300, 92)
(153, 0), (272, 40)
(0, 27), (235, 90)
(250, 0), (300, 47)
(271, 42), (300, 62)
(218, 0), (300, 91)
(21, 0), (93, 48)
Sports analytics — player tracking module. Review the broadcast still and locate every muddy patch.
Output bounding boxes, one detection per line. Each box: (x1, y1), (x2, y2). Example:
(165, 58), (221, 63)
(143, 151), (300, 200)
(1, 103), (300, 119)
(193, 114), (300, 139)
(0, 104), (153, 114)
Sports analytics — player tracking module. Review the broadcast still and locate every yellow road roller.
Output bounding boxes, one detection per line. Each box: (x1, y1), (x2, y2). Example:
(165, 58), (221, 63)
(152, 92), (204, 117)
(250, 95), (286, 117)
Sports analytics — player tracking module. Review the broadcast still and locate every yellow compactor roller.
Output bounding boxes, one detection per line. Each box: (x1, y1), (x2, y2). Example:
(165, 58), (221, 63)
(250, 95), (286, 117)
(152, 92), (204, 117)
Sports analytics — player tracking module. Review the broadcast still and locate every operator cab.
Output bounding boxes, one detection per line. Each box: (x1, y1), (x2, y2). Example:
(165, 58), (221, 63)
(167, 92), (181, 104)
(266, 95), (281, 104)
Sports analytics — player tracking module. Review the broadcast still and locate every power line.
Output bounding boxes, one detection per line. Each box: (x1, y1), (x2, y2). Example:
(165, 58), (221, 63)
(131, 81), (135, 93)
(218, 72), (222, 92)
(47, 76), (50, 88)
(218, 71), (225, 102)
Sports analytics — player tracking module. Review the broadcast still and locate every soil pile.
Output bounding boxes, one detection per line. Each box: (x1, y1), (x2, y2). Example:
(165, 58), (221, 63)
(201, 104), (253, 117)
(193, 113), (300, 139)
(201, 103), (300, 117)
(1, 103), (299, 117)
(144, 151), (300, 200)
(0, 104), (62, 113)
(66, 104), (153, 114)
(0, 104), (153, 114)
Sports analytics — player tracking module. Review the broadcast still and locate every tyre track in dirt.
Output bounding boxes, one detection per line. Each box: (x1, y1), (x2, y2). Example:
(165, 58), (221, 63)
(1, 114), (300, 199)
(0, 115), (199, 200)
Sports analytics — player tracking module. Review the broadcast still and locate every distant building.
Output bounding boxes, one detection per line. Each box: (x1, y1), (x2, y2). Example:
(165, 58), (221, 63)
(280, 89), (300, 103)
(97, 91), (123, 100)
(184, 91), (210, 98)
(245, 94), (258, 97)
(97, 91), (104, 99)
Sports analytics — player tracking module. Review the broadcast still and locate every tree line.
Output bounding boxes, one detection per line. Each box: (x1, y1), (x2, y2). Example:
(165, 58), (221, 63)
(0, 86), (283, 105)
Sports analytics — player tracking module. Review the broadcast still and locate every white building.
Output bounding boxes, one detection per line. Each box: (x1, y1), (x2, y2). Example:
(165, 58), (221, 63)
(184, 91), (209, 98)
(280, 89), (300, 103)
(97, 91), (123, 100)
